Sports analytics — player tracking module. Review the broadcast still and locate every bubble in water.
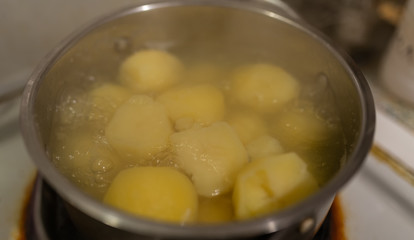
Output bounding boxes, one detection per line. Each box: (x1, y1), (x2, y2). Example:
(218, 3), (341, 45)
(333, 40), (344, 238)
(114, 37), (131, 53)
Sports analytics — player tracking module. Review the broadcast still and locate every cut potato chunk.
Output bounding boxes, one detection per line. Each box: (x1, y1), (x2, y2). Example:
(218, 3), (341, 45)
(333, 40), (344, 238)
(170, 122), (248, 197)
(271, 107), (340, 150)
(88, 84), (132, 123)
(118, 49), (184, 92)
(198, 196), (234, 223)
(157, 84), (225, 128)
(104, 167), (198, 224)
(231, 63), (300, 113)
(233, 152), (319, 220)
(246, 135), (284, 160)
(227, 112), (267, 144)
(105, 95), (173, 162)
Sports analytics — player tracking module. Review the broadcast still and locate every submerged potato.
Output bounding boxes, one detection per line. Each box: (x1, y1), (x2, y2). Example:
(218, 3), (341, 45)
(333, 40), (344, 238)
(246, 135), (284, 160)
(105, 95), (173, 162)
(157, 84), (225, 128)
(88, 84), (132, 123)
(104, 167), (198, 223)
(198, 196), (234, 223)
(271, 106), (340, 150)
(232, 63), (300, 113)
(118, 49), (184, 92)
(170, 122), (248, 197)
(227, 112), (267, 144)
(233, 152), (319, 219)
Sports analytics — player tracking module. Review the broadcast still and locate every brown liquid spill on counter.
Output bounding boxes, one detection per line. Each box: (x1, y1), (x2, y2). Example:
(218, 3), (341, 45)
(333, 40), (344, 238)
(15, 173), (37, 240)
(15, 173), (347, 240)
(330, 196), (346, 240)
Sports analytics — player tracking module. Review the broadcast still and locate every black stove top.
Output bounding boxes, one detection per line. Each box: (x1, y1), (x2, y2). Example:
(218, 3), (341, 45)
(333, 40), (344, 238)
(23, 177), (335, 240)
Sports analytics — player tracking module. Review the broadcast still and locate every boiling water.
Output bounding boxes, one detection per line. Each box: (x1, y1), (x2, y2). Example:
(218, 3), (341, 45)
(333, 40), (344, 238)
(48, 47), (345, 222)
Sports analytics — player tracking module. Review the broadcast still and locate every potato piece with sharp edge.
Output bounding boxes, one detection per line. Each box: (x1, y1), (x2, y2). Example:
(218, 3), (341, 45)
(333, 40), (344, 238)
(231, 63), (300, 113)
(170, 122), (248, 197)
(118, 49), (184, 93)
(157, 84), (225, 129)
(233, 152), (319, 220)
(105, 95), (173, 163)
(104, 167), (198, 224)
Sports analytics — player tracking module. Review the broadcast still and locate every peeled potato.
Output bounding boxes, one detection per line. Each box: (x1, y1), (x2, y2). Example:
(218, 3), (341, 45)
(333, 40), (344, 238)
(198, 196), (234, 223)
(271, 107), (340, 150)
(104, 167), (198, 224)
(50, 130), (122, 198)
(233, 152), (319, 220)
(246, 135), (284, 160)
(231, 63), (300, 113)
(88, 84), (132, 123)
(157, 84), (225, 128)
(118, 49), (184, 92)
(227, 111), (267, 144)
(170, 122), (248, 197)
(105, 95), (173, 162)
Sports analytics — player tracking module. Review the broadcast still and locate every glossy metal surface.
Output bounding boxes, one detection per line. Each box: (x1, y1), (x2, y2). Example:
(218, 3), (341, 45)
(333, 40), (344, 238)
(20, 0), (375, 239)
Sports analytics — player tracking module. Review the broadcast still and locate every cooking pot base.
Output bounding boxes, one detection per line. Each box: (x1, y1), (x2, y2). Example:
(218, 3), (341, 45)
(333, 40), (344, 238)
(23, 177), (335, 240)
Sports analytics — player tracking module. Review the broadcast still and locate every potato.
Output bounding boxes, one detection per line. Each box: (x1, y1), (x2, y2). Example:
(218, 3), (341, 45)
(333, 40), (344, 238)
(104, 167), (198, 223)
(271, 107), (340, 150)
(227, 111), (267, 144)
(50, 130), (122, 198)
(231, 63), (300, 113)
(105, 95), (173, 163)
(198, 196), (233, 223)
(88, 84), (132, 123)
(118, 49), (184, 92)
(170, 122), (248, 197)
(157, 84), (225, 129)
(233, 152), (319, 220)
(246, 135), (284, 160)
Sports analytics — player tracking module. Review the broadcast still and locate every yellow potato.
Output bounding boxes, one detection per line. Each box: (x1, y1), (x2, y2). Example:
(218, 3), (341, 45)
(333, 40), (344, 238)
(246, 135), (284, 160)
(88, 84), (132, 123)
(271, 107), (340, 150)
(198, 196), (233, 223)
(104, 167), (198, 224)
(233, 152), (319, 220)
(105, 95), (173, 163)
(170, 122), (248, 197)
(227, 111), (267, 144)
(157, 84), (225, 128)
(118, 49), (184, 92)
(231, 63), (300, 113)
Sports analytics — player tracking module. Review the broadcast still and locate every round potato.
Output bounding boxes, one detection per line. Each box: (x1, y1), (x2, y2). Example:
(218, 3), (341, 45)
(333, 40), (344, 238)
(231, 63), (299, 113)
(104, 167), (198, 223)
(118, 49), (184, 92)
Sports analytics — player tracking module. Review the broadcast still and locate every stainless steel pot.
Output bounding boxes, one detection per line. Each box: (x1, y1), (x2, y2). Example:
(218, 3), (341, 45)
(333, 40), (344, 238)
(20, 0), (375, 239)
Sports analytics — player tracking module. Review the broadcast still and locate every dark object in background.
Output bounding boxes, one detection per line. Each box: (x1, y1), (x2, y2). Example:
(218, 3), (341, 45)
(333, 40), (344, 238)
(285, 0), (405, 65)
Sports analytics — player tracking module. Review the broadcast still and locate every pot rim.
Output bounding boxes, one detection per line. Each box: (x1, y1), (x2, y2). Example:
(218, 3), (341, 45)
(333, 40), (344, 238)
(20, 0), (375, 238)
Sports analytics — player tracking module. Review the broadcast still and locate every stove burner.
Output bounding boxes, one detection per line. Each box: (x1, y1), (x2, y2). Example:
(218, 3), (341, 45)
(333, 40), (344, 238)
(23, 177), (336, 240)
